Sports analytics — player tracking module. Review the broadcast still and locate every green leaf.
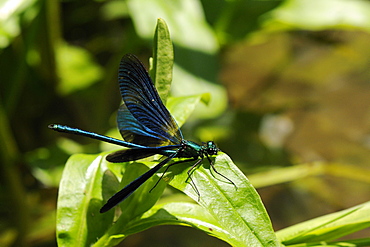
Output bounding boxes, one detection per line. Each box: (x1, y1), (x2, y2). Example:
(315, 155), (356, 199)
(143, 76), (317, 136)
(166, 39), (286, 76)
(127, 0), (218, 53)
(56, 43), (103, 95)
(56, 151), (281, 247)
(167, 153), (281, 247)
(0, 0), (38, 48)
(171, 64), (228, 119)
(122, 202), (231, 241)
(166, 93), (209, 127)
(56, 153), (168, 247)
(276, 201), (370, 245)
(263, 0), (370, 32)
(56, 154), (114, 247)
(151, 18), (174, 104)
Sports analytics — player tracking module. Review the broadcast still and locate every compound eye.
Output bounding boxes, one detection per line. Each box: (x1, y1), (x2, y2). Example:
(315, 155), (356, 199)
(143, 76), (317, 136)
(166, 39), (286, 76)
(207, 141), (215, 148)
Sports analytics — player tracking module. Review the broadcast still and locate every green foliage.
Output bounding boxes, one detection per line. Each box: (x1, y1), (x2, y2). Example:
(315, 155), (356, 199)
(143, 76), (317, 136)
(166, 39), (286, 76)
(1, 0), (370, 246)
(56, 43), (104, 95)
(277, 201), (370, 246)
(56, 152), (280, 246)
(151, 18), (174, 104)
(263, 0), (370, 32)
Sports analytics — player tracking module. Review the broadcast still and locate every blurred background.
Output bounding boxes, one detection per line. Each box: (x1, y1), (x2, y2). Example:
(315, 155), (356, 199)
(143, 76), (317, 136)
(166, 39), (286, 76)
(1, 0), (370, 246)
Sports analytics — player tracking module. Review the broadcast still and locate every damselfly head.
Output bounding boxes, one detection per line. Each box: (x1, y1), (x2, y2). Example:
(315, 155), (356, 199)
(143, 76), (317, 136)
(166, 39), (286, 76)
(205, 141), (218, 155)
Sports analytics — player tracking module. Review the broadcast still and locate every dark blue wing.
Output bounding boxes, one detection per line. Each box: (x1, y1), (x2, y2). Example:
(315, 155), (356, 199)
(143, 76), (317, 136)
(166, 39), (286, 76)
(117, 54), (183, 147)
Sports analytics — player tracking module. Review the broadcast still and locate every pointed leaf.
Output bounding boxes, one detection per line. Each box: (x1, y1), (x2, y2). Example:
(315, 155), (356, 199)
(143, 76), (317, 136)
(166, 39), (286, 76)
(167, 153), (281, 246)
(123, 202), (232, 244)
(151, 18), (174, 104)
(56, 154), (115, 246)
(276, 201), (370, 245)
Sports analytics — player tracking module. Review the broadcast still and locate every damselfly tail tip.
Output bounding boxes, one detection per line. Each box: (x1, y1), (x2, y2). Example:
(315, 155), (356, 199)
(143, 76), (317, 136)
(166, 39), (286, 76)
(48, 124), (65, 132)
(48, 124), (57, 129)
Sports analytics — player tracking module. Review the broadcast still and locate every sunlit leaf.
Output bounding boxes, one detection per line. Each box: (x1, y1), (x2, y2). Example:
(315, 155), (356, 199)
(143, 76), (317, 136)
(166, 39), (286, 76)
(127, 0), (218, 53)
(56, 154), (114, 246)
(277, 201), (370, 245)
(151, 18), (173, 104)
(263, 0), (370, 32)
(168, 153), (281, 246)
(56, 43), (103, 95)
(167, 93), (209, 127)
(0, 0), (38, 48)
(118, 202), (232, 243)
